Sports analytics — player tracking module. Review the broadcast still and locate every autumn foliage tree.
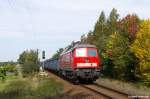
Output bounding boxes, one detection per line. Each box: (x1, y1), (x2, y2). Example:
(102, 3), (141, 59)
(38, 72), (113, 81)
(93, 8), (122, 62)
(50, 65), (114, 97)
(117, 14), (140, 40)
(131, 20), (150, 85)
(106, 14), (140, 80)
(79, 8), (150, 85)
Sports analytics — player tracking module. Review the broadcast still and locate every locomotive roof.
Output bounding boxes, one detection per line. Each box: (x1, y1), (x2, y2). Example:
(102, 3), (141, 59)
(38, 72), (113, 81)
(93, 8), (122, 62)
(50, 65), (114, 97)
(73, 44), (96, 48)
(60, 43), (96, 55)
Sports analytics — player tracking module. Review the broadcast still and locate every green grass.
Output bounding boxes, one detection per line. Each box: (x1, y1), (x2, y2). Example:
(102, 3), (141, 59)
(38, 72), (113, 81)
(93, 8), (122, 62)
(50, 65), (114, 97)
(0, 75), (21, 91)
(0, 74), (64, 99)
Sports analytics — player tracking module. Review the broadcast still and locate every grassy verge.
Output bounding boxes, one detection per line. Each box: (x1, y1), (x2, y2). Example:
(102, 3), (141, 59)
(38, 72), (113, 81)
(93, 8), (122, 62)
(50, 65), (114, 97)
(0, 73), (64, 99)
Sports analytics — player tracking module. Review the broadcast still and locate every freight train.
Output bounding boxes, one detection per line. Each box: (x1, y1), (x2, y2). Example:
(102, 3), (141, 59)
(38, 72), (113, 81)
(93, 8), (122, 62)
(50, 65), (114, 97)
(43, 42), (101, 83)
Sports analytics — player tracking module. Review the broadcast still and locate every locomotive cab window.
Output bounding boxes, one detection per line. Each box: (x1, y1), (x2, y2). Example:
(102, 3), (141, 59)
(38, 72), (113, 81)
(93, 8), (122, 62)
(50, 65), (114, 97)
(75, 48), (87, 57)
(88, 49), (97, 56)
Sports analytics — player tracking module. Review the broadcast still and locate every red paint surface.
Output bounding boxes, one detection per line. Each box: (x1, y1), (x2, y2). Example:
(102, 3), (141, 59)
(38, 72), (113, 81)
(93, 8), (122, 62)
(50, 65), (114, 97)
(59, 47), (101, 70)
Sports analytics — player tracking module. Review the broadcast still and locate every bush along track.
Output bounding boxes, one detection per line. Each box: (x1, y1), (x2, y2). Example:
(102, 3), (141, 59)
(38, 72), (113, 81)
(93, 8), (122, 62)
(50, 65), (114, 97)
(0, 74), (64, 99)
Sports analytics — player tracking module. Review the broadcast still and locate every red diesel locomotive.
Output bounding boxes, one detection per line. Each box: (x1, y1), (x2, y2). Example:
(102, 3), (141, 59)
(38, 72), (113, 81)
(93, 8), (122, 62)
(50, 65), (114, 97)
(58, 43), (101, 82)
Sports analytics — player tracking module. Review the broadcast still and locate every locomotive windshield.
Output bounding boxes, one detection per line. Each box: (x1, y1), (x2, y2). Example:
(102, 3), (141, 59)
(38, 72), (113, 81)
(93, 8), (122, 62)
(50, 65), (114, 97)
(75, 48), (97, 57)
(76, 48), (86, 57)
(88, 49), (97, 56)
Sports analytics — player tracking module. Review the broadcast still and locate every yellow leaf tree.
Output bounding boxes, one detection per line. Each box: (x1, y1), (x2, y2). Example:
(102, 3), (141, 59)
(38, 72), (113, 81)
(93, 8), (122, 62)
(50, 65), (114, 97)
(131, 20), (150, 84)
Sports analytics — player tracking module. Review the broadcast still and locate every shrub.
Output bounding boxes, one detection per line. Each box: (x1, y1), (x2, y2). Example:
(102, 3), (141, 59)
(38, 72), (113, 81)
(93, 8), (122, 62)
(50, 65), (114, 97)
(0, 74), (5, 80)
(22, 61), (39, 77)
(0, 65), (18, 80)
(35, 79), (63, 99)
(3, 80), (32, 98)
(0, 76), (64, 99)
(18, 50), (39, 77)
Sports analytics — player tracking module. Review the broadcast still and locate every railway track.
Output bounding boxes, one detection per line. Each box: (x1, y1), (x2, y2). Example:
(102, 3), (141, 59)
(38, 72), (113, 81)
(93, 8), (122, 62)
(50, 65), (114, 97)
(46, 71), (129, 99)
(81, 85), (113, 99)
(94, 83), (129, 96)
(81, 83), (129, 99)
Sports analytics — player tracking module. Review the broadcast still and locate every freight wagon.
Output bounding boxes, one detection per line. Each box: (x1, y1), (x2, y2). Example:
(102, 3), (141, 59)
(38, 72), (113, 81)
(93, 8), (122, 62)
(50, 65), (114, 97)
(44, 58), (59, 72)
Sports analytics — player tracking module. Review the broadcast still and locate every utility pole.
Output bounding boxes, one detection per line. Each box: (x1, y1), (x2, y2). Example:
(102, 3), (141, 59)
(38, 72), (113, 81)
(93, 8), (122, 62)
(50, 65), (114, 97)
(37, 49), (39, 65)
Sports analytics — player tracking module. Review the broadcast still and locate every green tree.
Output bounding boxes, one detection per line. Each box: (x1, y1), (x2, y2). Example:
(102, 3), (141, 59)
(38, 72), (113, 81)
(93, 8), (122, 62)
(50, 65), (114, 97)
(18, 50), (39, 76)
(93, 11), (107, 50)
(96, 9), (119, 77)
(107, 8), (119, 35)
(52, 48), (64, 59)
(80, 31), (94, 44)
(106, 31), (136, 79)
(114, 14), (140, 80)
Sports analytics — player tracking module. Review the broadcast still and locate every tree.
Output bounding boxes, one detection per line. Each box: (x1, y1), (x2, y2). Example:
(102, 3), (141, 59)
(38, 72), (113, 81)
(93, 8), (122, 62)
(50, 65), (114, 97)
(95, 9), (120, 77)
(130, 20), (150, 85)
(93, 11), (107, 50)
(18, 50), (39, 76)
(107, 8), (119, 35)
(85, 31), (95, 44)
(81, 34), (87, 43)
(80, 31), (94, 44)
(117, 14), (140, 40)
(104, 13), (140, 80)
(52, 48), (64, 59)
(106, 31), (136, 79)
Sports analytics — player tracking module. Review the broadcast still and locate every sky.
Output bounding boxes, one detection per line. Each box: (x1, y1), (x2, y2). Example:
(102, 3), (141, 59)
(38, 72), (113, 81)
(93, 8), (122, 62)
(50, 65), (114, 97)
(0, 0), (149, 62)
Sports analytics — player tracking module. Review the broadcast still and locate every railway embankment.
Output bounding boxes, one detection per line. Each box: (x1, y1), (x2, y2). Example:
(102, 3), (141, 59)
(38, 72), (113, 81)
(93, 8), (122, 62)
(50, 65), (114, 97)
(46, 70), (150, 99)
(46, 71), (107, 99)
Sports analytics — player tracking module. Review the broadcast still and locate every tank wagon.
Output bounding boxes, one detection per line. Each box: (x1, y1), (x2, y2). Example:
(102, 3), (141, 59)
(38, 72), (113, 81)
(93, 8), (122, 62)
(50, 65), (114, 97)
(44, 42), (101, 83)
